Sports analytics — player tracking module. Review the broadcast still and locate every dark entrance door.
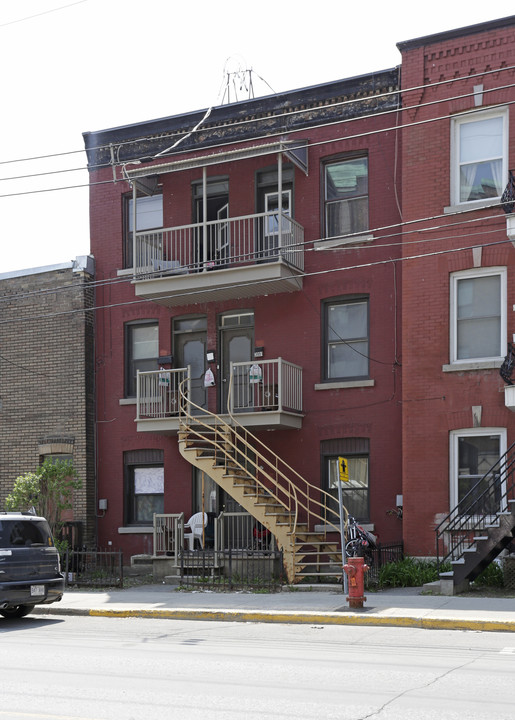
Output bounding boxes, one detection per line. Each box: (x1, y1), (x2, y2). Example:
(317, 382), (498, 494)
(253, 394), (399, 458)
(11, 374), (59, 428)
(173, 317), (207, 411)
(219, 313), (254, 414)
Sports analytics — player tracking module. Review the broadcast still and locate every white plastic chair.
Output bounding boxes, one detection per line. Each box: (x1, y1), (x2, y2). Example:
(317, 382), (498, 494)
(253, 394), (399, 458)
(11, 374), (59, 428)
(184, 512), (208, 550)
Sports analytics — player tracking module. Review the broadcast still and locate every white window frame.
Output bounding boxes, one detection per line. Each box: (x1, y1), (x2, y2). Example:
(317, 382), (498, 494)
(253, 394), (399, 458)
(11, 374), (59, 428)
(450, 107), (508, 208)
(449, 266), (506, 365)
(449, 428), (506, 512)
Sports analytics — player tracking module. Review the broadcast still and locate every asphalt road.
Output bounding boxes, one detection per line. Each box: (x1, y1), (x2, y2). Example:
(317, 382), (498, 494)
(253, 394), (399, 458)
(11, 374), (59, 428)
(1, 614), (514, 719)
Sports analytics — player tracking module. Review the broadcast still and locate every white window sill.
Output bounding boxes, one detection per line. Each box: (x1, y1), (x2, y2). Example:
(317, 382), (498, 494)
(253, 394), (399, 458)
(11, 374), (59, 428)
(118, 526), (153, 534)
(314, 234), (374, 250)
(119, 398), (137, 405)
(442, 359), (503, 372)
(444, 198), (500, 214)
(117, 267), (134, 277)
(315, 379), (375, 390)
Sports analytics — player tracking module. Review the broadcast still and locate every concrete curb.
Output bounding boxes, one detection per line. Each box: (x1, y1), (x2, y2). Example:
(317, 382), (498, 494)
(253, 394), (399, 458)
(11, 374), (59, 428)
(32, 605), (515, 633)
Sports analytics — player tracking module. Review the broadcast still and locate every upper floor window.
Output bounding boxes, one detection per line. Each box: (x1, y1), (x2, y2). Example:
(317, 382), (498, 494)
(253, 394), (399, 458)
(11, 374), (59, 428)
(123, 192), (163, 268)
(322, 297), (369, 381)
(451, 109), (508, 205)
(323, 157), (368, 238)
(125, 321), (159, 397)
(450, 267), (506, 364)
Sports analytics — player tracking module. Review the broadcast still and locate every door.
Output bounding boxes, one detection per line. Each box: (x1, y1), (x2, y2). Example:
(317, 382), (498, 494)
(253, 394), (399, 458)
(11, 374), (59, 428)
(220, 314), (254, 414)
(174, 317), (207, 411)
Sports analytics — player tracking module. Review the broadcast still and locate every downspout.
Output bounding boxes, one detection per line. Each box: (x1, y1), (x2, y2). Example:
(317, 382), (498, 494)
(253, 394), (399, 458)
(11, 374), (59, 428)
(202, 167), (207, 271)
(277, 151), (283, 250)
(132, 183), (137, 273)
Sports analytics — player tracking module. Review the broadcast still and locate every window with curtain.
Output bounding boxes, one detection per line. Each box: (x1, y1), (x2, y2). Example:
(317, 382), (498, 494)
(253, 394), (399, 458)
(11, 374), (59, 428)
(452, 109), (507, 205)
(323, 157), (368, 238)
(124, 449), (164, 525)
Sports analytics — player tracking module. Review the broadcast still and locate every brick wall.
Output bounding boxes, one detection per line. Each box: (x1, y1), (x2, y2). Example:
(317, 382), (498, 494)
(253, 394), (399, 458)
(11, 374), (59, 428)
(0, 264), (96, 545)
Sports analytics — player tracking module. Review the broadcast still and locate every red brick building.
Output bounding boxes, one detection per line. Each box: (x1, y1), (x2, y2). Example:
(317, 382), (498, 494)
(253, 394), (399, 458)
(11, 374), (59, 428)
(84, 16), (515, 579)
(84, 68), (404, 571)
(398, 17), (515, 559)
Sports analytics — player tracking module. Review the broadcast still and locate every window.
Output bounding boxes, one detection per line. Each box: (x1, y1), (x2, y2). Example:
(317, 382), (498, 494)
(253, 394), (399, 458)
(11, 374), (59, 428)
(450, 429), (506, 515)
(323, 298), (369, 381)
(324, 157), (368, 238)
(322, 438), (369, 521)
(125, 322), (159, 397)
(451, 109), (508, 205)
(450, 268), (506, 363)
(123, 192), (163, 268)
(124, 450), (164, 525)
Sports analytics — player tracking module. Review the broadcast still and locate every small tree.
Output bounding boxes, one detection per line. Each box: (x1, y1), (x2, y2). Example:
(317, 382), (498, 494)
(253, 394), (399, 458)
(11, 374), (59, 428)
(4, 459), (81, 538)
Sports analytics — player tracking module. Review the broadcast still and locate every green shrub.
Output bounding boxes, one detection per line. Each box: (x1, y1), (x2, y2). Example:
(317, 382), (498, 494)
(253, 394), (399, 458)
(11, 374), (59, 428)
(378, 557), (447, 588)
(472, 561), (504, 588)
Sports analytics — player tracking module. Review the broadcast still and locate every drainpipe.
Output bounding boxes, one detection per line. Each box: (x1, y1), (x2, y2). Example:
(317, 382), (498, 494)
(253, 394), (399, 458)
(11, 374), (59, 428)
(202, 167), (207, 271)
(277, 151), (283, 250)
(132, 183), (137, 272)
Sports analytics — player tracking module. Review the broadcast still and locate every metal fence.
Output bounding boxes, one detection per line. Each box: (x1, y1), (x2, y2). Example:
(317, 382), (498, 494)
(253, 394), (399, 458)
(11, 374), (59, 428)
(178, 548), (284, 591)
(61, 548), (124, 589)
(365, 542), (404, 587)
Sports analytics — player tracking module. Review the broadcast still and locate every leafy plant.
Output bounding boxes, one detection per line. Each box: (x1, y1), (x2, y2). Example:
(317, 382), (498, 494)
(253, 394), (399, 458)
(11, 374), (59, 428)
(472, 561), (504, 588)
(4, 458), (81, 537)
(378, 557), (448, 588)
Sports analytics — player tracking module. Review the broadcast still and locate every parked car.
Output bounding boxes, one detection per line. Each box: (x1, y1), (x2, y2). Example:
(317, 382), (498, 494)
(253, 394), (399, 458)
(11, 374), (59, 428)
(0, 512), (64, 619)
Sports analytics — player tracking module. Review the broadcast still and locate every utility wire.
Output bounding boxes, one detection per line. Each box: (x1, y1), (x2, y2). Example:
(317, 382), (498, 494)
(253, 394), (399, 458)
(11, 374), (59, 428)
(0, 62), (513, 175)
(0, 235), (511, 325)
(0, 203), (508, 304)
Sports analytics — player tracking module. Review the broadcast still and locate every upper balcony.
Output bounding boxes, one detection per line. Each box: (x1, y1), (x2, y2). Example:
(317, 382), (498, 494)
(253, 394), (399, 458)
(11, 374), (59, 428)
(132, 211), (304, 307)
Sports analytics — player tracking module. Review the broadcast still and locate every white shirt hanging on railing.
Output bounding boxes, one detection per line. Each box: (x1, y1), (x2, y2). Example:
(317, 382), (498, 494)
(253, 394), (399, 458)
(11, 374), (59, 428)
(249, 363), (262, 384)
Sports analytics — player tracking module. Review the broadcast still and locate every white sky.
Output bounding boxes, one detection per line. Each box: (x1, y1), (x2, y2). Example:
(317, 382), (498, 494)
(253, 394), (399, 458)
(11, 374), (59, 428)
(0, 0), (508, 273)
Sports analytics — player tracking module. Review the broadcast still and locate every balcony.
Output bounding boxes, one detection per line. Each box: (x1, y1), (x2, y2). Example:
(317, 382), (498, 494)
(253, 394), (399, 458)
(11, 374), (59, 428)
(136, 358), (304, 434)
(132, 211), (304, 307)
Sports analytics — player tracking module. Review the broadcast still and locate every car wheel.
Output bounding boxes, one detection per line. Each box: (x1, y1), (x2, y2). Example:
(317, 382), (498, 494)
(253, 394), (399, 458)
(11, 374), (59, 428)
(0, 605), (35, 619)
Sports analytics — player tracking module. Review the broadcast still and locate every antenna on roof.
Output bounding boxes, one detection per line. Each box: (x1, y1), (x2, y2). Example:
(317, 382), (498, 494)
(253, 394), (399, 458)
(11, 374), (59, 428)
(218, 56), (276, 105)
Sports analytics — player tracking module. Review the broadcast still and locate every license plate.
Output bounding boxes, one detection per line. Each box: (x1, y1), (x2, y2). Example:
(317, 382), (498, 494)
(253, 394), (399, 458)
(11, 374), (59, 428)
(30, 585), (45, 597)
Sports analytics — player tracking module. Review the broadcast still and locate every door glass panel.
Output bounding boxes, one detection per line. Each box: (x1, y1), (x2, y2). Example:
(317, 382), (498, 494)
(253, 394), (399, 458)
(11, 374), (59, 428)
(220, 317), (254, 413)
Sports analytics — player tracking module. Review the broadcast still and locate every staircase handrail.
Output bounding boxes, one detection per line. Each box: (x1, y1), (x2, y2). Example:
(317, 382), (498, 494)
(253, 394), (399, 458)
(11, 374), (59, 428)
(225, 372), (344, 534)
(178, 378), (345, 541)
(436, 441), (515, 568)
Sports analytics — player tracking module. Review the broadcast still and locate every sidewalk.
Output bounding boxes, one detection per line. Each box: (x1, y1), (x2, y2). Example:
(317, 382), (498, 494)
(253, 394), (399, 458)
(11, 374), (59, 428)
(32, 584), (515, 632)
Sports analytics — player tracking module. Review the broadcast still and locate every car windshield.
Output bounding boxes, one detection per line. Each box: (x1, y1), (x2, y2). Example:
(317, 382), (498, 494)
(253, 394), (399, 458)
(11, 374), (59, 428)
(0, 519), (53, 548)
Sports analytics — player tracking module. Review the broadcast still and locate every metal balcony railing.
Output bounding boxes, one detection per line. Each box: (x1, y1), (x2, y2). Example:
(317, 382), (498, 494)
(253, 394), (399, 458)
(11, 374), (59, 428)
(134, 211), (304, 278)
(136, 360), (303, 421)
(137, 367), (190, 420)
(229, 358), (303, 414)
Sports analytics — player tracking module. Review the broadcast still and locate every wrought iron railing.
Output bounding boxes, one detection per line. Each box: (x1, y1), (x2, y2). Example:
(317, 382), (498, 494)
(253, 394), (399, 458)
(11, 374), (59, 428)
(61, 548), (124, 588)
(134, 211), (304, 277)
(178, 548), (284, 591)
(436, 441), (515, 568)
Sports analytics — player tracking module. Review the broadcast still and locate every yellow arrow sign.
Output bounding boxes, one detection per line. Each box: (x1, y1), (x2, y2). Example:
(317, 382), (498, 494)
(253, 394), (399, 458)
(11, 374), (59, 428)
(338, 456), (349, 483)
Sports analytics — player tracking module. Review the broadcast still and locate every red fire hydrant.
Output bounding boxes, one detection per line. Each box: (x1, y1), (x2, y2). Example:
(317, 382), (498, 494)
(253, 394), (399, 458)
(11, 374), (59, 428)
(343, 556), (368, 609)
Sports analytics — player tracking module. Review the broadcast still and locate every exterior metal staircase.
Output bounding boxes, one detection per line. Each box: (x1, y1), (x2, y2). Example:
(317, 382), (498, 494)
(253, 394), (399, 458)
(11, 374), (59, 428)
(436, 442), (515, 593)
(176, 382), (345, 583)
